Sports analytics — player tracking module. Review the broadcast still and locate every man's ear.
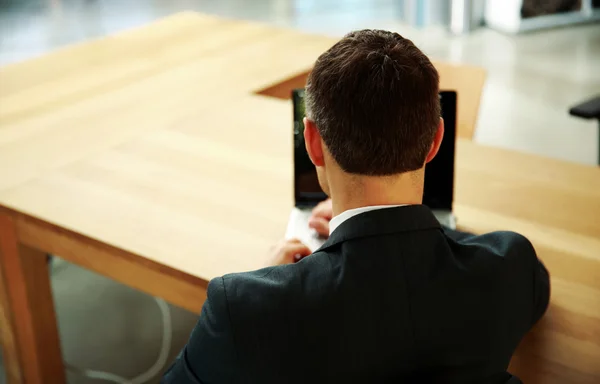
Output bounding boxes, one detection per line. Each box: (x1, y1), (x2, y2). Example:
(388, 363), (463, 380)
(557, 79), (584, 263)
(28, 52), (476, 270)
(425, 118), (444, 164)
(304, 117), (325, 167)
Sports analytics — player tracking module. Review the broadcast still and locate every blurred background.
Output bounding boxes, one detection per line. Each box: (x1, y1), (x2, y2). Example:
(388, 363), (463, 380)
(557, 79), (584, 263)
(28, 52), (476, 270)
(0, 0), (598, 383)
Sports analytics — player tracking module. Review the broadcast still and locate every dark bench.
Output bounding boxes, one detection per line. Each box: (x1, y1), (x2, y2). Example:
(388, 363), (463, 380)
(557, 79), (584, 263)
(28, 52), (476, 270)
(569, 95), (600, 165)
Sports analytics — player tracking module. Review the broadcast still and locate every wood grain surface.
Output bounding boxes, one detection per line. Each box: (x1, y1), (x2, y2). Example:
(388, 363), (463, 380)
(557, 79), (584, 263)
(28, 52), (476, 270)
(0, 12), (597, 384)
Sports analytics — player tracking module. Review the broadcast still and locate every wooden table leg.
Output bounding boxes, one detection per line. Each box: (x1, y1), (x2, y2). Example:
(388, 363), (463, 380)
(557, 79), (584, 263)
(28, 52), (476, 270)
(0, 213), (65, 384)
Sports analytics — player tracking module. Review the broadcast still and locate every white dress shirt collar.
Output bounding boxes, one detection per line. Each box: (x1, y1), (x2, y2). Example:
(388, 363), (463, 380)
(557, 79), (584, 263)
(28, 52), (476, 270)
(329, 205), (406, 235)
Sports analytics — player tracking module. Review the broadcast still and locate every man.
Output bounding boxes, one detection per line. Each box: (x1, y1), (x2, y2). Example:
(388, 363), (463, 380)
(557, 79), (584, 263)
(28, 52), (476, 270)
(162, 30), (550, 383)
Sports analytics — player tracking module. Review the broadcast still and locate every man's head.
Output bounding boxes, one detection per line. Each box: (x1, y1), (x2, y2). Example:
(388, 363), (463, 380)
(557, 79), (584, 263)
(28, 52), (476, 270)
(303, 29), (443, 196)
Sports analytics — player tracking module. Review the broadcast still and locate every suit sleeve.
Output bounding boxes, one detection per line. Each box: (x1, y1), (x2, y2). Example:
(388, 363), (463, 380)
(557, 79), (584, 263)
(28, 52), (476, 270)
(161, 277), (238, 384)
(513, 233), (551, 327)
(531, 251), (550, 325)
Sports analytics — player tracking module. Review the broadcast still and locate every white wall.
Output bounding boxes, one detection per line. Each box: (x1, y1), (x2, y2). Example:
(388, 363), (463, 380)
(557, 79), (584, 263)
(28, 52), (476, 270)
(484, 0), (522, 33)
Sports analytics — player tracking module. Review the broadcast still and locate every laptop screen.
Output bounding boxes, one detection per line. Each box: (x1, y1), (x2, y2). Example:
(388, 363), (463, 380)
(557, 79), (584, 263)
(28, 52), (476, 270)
(293, 89), (328, 205)
(292, 89), (456, 210)
(422, 91), (456, 210)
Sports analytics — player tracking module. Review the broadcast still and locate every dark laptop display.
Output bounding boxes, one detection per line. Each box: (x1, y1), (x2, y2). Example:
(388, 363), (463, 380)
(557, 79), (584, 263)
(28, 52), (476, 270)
(292, 89), (457, 210)
(293, 89), (328, 206)
(423, 91), (456, 210)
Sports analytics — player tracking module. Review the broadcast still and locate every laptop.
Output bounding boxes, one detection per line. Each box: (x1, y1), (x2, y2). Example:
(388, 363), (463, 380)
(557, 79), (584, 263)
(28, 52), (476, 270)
(286, 89), (457, 251)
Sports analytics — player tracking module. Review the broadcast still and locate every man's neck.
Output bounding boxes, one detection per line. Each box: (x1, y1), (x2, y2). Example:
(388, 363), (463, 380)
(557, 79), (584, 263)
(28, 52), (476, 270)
(328, 170), (424, 217)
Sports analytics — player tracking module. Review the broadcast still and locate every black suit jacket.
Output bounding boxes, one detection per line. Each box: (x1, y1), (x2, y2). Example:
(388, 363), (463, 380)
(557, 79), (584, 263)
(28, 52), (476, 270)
(162, 205), (550, 384)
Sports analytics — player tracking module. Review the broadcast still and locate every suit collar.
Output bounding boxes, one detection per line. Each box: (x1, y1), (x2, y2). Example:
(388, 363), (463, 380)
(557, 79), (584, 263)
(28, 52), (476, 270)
(328, 204), (407, 235)
(316, 205), (441, 252)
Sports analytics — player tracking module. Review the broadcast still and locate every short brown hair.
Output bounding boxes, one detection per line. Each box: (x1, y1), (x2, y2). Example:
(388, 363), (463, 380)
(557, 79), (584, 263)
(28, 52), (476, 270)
(305, 30), (440, 176)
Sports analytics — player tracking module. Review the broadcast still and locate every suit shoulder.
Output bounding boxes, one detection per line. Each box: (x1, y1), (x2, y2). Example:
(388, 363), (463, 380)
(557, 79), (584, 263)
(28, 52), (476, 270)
(450, 230), (535, 257)
(220, 253), (333, 311)
(483, 230), (534, 248)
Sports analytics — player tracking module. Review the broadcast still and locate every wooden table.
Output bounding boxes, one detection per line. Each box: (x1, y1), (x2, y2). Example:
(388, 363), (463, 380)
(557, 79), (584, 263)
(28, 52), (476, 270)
(0, 12), (598, 384)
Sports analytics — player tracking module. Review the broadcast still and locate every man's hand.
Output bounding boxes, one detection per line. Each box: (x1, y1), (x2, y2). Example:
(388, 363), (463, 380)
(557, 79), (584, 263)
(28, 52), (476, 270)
(308, 198), (333, 237)
(270, 239), (312, 266)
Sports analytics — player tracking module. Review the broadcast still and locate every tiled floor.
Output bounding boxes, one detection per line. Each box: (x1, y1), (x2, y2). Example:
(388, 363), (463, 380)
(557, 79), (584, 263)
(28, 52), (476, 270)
(0, 0), (598, 383)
